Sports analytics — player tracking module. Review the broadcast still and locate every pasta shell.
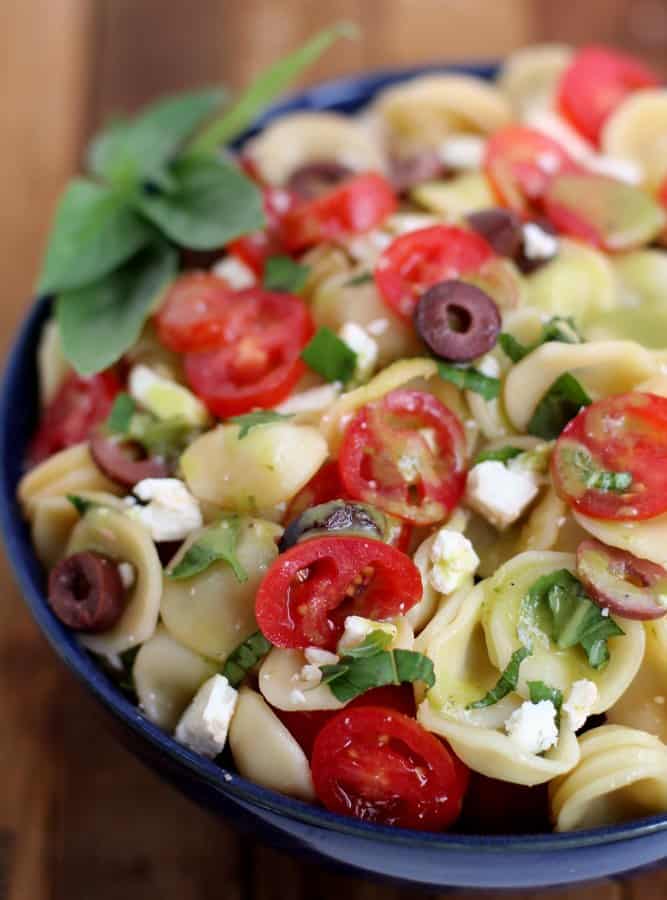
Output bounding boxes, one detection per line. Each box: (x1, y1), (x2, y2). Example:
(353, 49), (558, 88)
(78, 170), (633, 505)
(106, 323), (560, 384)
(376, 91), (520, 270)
(259, 647), (345, 713)
(498, 44), (573, 119)
(574, 509), (667, 568)
(411, 172), (496, 218)
(31, 491), (125, 568)
(601, 89), (667, 189)
(37, 318), (70, 406)
(608, 620), (667, 742)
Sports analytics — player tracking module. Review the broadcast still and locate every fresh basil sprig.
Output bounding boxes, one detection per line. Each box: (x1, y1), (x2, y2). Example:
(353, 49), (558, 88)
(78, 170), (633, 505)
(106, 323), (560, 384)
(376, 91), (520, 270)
(523, 569), (624, 670)
(437, 361), (501, 401)
(222, 631), (273, 687)
(528, 680), (564, 713)
(228, 410), (293, 438)
(105, 392), (194, 460)
(167, 517), (248, 582)
(320, 630), (435, 703)
(263, 255), (310, 293)
(499, 316), (582, 364)
(301, 327), (357, 384)
(467, 646), (531, 709)
(527, 373), (591, 440)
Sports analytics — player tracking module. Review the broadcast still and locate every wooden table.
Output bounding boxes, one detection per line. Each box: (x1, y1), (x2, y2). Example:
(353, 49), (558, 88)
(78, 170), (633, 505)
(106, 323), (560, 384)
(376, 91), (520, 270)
(2, 2), (667, 897)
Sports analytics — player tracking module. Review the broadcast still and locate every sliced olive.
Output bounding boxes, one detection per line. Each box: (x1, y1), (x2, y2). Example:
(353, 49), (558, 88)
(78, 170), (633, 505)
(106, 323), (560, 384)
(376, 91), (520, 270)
(90, 431), (170, 488)
(48, 551), (127, 632)
(577, 539), (667, 621)
(389, 151), (445, 194)
(286, 161), (354, 200)
(466, 209), (523, 259)
(279, 500), (386, 552)
(415, 279), (501, 362)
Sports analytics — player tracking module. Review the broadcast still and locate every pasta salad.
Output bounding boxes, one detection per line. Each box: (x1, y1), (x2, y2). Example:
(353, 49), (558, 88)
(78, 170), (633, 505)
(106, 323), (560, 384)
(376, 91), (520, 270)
(20, 28), (667, 834)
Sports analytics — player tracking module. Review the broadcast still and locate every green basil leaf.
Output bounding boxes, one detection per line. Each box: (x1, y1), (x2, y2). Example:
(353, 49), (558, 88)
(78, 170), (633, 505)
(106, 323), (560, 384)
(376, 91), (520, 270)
(128, 414), (195, 460)
(167, 517), (248, 583)
(437, 362), (501, 400)
(228, 410), (293, 438)
(524, 569), (624, 670)
(107, 393), (136, 434)
(345, 271), (373, 287)
(188, 23), (359, 155)
(468, 647), (531, 709)
(263, 255), (310, 294)
(301, 327), (357, 384)
(37, 179), (153, 293)
(567, 445), (632, 493)
(498, 332), (528, 364)
(474, 445), (523, 465)
(527, 373), (591, 440)
(88, 88), (225, 185)
(117, 645), (141, 695)
(499, 316), (582, 364)
(136, 155), (264, 250)
(527, 680), (564, 711)
(394, 649), (436, 689)
(66, 494), (94, 516)
(343, 630), (394, 659)
(56, 241), (178, 376)
(222, 631), (273, 688)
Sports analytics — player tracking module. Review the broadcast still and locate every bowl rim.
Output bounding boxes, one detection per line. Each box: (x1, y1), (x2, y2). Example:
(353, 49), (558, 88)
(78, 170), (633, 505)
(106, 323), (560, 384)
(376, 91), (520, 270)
(2, 60), (667, 854)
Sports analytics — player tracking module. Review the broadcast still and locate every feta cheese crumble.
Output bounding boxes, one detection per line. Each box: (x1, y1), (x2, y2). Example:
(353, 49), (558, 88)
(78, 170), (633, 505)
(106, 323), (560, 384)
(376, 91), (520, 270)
(128, 364), (209, 426)
(127, 478), (203, 542)
(304, 647), (340, 667)
(439, 134), (487, 170)
(337, 615), (397, 655)
(562, 679), (598, 732)
(522, 222), (559, 261)
(339, 322), (379, 382)
(505, 700), (559, 755)
(211, 254), (257, 290)
(428, 527), (480, 595)
(465, 460), (540, 530)
(175, 674), (238, 758)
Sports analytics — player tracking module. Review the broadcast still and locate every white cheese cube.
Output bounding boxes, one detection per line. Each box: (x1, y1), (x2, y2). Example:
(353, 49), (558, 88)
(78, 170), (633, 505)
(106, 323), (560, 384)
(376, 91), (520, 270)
(522, 223), (559, 261)
(439, 134), (487, 170)
(211, 254), (257, 290)
(465, 461), (539, 530)
(129, 364), (210, 427)
(339, 322), (379, 382)
(337, 615), (397, 655)
(477, 354), (502, 378)
(505, 700), (559, 756)
(127, 478), (203, 542)
(298, 665), (323, 688)
(562, 679), (599, 732)
(174, 674), (238, 758)
(304, 647), (340, 667)
(428, 528), (480, 595)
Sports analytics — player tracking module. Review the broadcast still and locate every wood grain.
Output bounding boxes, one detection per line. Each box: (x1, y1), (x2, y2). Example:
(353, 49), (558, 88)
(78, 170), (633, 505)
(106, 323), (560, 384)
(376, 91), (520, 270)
(1, 2), (667, 899)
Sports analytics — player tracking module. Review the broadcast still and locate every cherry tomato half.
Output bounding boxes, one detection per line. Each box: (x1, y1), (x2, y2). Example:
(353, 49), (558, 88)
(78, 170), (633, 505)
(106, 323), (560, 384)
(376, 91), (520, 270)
(552, 392), (667, 521)
(154, 273), (234, 353)
(557, 46), (659, 146)
(311, 707), (469, 830)
(28, 370), (122, 467)
(228, 186), (299, 276)
(255, 535), (422, 650)
(339, 389), (467, 525)
(183, 288), (313, 418)
(281, 172), (397, 252)
(275, 684), (416, 759)
(484, 126), (578, 214)
(374, 225), (495, 320)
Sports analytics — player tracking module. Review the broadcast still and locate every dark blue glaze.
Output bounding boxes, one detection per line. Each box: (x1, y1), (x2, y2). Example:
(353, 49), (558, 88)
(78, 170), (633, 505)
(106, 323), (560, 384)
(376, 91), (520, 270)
(1, 63), (666, 890)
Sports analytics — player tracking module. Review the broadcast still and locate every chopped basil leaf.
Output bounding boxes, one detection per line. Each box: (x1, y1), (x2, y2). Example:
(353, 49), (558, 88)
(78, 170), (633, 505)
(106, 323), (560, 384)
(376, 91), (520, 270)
(320, 629), (435, 703)
(66, 494), (94, 516)
(228, 410), (293, 438)
(467, 647), (531, 709)
(128, 414), (194, 460)
(498, 332), (528, 364)
(568, 445), (632, 493)
(499, 316), (582, 364)
(301, 327), (357, 384)
(222, 631), (273, 687)
(527, 680), (563, 711)
(474, 445), (523, 465)
(263, 255), (310, 293)
(437, 362), (501, 401)
(167, 517), (248, 583)
(345, 271), (373, 287)
(527, 373), (591, 440)
(107, 393), (137, 434)
(523, 569), (624, 670)
(117, 645), (141, 695)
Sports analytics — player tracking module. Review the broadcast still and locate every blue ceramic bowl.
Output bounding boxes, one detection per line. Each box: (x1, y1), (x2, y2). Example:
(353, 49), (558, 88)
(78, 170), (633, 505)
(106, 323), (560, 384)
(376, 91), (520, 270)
(2, 63), (667, 891)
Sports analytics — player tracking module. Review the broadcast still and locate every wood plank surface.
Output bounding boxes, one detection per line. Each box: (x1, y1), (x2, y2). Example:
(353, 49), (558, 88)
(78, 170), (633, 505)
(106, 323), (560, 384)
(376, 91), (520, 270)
(1, 2), (667, 899)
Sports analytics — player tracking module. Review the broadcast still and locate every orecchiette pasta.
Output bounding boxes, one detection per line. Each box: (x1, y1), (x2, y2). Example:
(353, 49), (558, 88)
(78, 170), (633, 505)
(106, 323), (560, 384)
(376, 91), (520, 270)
(36, 318), (70, 405)
(31, 491), (125, 567)
(497, 44), (573, 118)
(607, 619), (667, 742)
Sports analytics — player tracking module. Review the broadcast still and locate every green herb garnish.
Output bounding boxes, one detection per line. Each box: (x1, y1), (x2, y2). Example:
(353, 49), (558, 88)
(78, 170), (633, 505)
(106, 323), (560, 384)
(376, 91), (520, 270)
(527, 680), (564, 712)
(467, 647), (531, 709)
(499, 316), (582, 364)
(105, 392), (194, 461)
(263, 255), (310, 293)
(301, 326), (357, 384)
(167, 517), (248, 582)
(228, 410), (293, 438)
(527, 373), (591, 440)
(474, 445), (523, 465)
(437, 361), (501, 401)
(567, 445), (632, 493)
(67, 494), (95, 516)
(107, 393), (137, 433)
(222, 631), (273, 687)
(345, 271), (373, 287)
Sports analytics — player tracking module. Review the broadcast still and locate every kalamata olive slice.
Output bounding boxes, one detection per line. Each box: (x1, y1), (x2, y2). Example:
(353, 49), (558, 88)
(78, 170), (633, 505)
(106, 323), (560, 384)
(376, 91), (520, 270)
(414, 279), (501, 362)
(279, 500), (386, 553)
(466, 209), (524, 259)
(90, 431), (169, 488)
(48, 551), (127, 632)
(389, 151), (445, 194)
(286, 161), (354, 200)
(576, 539), (667, 620)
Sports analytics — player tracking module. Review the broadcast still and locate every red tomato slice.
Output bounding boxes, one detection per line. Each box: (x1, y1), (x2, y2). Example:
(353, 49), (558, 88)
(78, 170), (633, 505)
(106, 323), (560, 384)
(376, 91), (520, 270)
(339, 389), (467, 525)
(183, 288), (313, 418)
(311, 707), (469, 830)
(255, 535), (422, 650)
(228, 186), (299, 276)
(275, 684), (416, 759)
(281, 172), (397, 252)
(284, 460), (413, 550)
(484, 126), (579, 213)
(28, 370), (122, 466)
(557, 46), (659, 145)
(552, 392), (667, 521)
(374, 225), (495, 319)
(154, 273), (234, 353)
